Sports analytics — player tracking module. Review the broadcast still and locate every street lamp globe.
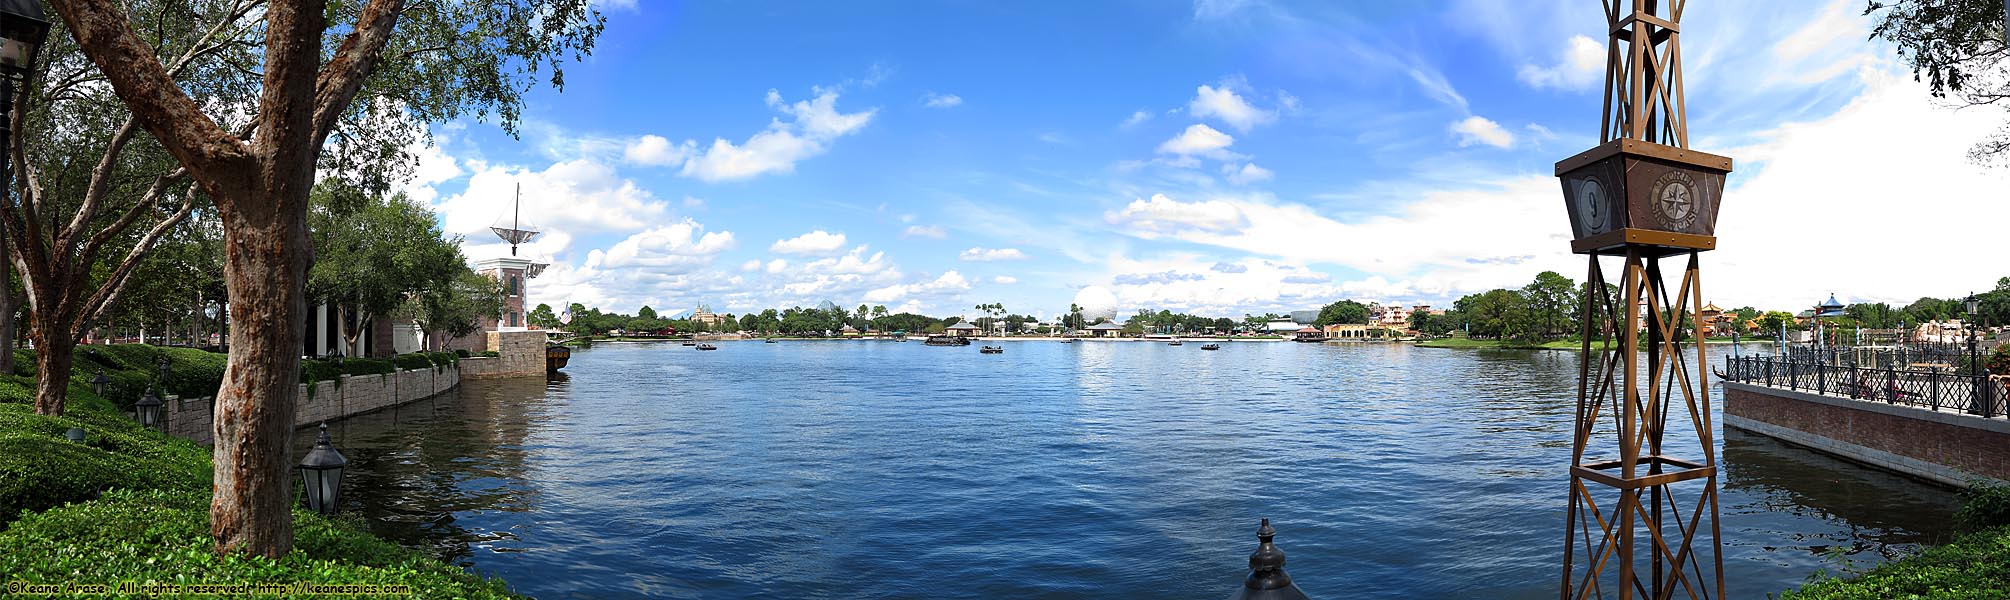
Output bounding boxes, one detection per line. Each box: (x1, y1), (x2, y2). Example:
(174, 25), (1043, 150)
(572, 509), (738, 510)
(0, 0), (50, 76)
(133, 387), (162, 430)
(1966, 293), (1980, 317)
(298, 423), (348, 515)
(89, 370), (110, 397)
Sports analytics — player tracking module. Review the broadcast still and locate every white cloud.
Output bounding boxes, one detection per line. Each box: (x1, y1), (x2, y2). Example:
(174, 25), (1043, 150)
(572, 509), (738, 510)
(432, 159), (668, 251)
(863, 271), (973, 303)
(1451, 116), (1516, 149)
(740, 260), (761, 272)
(597, 220), (737, 271)
(623, 134), (696, 166)
(770, 230), (848, 255)
(1189, 82), (1276, 132)
(1517, 35), (1604, 91)
(1156, 123), (1238, 157)
(993, 276), (1018, 284)
(1225, 162), (1273, 184)
(669, 88), (875, 182)
(1105, 193), (1250, 235)
(1122, 110), (1153, 128)
(958, 247), (1029, 262)
(902, 225), (948, 239)
(923, 92), (963, 108)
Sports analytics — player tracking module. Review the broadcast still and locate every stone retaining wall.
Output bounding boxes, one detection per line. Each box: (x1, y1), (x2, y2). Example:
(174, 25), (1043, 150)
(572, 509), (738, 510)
(164, 364), (461, 447)
(1724, 381), (2010, 487)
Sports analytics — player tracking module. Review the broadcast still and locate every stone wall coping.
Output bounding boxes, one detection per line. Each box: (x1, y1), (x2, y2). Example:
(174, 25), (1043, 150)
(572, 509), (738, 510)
(1722, 381), (2010, 436)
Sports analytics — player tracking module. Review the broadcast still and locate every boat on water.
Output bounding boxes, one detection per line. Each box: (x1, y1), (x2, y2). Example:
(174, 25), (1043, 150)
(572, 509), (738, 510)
(695, 343), (718, 351)
(765, 338), (778, 343)
(1168, 339), (1184, 346)
(1060, 339), (1076, 344)
(923, 335), (971, 346)
(980, 345), (1004, 354)
(546, 344), (571, 372)
(1201, 343), (1221, 351)
(681, 340), (697, 347)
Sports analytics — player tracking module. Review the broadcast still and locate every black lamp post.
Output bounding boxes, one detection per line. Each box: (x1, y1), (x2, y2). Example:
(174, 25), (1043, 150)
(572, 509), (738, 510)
(89, 369), (109, 397)
(0, 0), (48, 189)
(298, 423), (347, 515)
(1226, 518), (1312, 600)
(1967, 293), (1986, 415)
(133, 386), (162, 431)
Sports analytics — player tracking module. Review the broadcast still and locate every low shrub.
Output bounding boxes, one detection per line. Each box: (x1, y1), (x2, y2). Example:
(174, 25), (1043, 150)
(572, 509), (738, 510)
(0, 404), (209, 523)
(1955, 480), (2010, 533)
(0, 490), (521, 599)
(453, 349), (471, 358)
(427, 351), (458, 367)
(478, 350), (499, 358)
(392, 353), (435, 371)
(1782, 526), (2010, 599)
(342, 358), (395, 377)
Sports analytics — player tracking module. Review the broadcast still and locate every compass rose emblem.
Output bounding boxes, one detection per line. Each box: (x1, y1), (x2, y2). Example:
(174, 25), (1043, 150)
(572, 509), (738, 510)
(1651, 171), (1698, 230)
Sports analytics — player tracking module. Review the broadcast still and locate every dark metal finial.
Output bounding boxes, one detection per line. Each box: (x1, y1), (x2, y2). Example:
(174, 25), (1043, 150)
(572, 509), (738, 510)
(1227, 518), (1310, 599)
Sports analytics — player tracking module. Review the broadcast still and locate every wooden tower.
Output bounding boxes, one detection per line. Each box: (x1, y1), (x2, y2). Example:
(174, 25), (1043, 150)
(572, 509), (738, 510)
(1557, 1), (1732, 599)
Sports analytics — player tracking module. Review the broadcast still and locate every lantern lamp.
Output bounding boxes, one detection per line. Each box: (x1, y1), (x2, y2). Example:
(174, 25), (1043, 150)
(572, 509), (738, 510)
(298, 423), (347, 515)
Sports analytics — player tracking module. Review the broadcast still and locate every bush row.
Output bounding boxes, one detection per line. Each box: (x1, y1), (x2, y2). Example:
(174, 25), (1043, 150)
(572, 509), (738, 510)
(1784, 482), (2010, 598)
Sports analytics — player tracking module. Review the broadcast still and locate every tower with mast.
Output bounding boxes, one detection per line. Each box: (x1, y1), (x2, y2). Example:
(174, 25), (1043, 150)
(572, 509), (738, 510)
(473, 183), (549, 331)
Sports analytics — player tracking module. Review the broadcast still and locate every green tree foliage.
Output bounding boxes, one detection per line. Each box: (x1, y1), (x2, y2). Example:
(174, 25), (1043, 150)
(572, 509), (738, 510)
(1758, 311), (1798, 335)
(636, 306), (657, 320)
(307, 183), (467, 319)
(1314, 300), (1369, 327)
(1522, 271), (1579, 338)
(527, 304), (559, 329)
(413, 271), (504, 341)
(1867, 0), (2010, 162)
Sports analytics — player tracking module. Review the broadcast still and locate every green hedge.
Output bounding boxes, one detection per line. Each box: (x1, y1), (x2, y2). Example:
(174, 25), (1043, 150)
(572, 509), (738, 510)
(0, 490), (520, 598)
(1782, 526), (2010, 599)
(0, 403), (210, 524)
(392, 353), (434, 371)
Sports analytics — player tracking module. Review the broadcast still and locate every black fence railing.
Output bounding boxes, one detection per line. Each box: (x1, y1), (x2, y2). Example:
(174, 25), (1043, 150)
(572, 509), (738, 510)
(1775, 341), (1974, 370)
(1724, 355), (2005, 419)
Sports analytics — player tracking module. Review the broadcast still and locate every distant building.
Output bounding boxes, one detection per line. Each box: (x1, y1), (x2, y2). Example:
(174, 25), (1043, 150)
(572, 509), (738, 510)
(1265, 319), (1300, 333)
(1085, 322), (1125, 338)
(690, 305), (730, 328)
(1324, 323), (1370, 339)
(945, 322), (982, 338)
(839, 324), (860, 337)
(1294, 327), (1326, 342)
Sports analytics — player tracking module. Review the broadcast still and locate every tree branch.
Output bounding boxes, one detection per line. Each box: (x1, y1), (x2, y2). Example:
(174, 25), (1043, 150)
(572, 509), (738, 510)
(48, 0), (254, 185)
(311, 0), (407, 146)
(73, 182), (199, 341)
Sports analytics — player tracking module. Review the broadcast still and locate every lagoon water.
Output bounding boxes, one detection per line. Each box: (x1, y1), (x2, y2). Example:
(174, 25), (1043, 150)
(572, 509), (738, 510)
(316, 341), (1958, 599)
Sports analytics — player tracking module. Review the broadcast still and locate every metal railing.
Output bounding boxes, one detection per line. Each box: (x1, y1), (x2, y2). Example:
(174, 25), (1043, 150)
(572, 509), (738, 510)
(1724, 355), (2004, 418)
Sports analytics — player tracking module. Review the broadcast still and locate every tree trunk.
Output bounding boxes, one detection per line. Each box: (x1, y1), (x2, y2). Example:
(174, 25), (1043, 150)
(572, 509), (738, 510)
(0, 225), (13, 377)
(29, 322), (70, 415)
(208, 206), (311, 558)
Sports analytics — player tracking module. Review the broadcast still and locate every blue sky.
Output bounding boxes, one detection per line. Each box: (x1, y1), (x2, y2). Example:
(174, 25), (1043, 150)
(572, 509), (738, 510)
(409, 0), (2010, 321)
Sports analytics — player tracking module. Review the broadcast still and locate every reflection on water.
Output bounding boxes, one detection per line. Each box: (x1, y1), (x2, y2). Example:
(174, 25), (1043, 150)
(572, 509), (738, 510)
(311, 342), (1956, 599)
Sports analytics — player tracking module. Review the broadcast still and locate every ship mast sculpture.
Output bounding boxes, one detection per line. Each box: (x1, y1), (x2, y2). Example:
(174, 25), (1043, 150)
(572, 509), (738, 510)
(491, 183), (541, 258)
(1557, 1), (1731, 599)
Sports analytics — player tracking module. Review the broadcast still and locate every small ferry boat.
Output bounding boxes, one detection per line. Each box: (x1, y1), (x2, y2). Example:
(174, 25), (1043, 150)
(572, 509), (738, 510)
(923, 335), (970, 347)
(765, 338), (778, 343)
(695, 343), (718, 351)
(1201, 343), (1221, 351)
(1060, 338), (1076, 344)
(681, 340), (697, 347)
(1168, 339), (1184, 346)
(980, 345), (1004, 354)
(546, 344), (571, 372)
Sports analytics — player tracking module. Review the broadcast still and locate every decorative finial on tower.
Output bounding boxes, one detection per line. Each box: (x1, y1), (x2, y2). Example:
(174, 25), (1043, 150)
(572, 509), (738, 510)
(490, 182), (541, 257)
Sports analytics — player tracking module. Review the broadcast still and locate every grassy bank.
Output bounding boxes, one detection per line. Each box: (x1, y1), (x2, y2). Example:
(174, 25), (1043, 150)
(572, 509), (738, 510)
(1781, 483), (2010, 599)
(1415, 337), (1585, 350)
(0, 345), (518, 598)
(1414, 337), (1750, 350)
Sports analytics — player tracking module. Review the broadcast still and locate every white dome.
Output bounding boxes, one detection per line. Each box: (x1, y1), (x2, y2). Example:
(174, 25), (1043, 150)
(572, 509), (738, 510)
(1072, 286), (1119, 321)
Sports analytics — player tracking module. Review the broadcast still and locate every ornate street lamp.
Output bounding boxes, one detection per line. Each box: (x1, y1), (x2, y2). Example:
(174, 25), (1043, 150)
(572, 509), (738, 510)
(0, 1), (48, 269)
(89, 369), (110, 397)
(1225, 518), (1311, 600)
(1967, 293), (1985, 415)
(133, 387), (162, 431)
(298, 423), (348, 515)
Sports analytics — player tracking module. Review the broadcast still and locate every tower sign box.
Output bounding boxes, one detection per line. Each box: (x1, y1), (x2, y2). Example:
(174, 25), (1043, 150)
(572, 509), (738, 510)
(1556, 139), (1731, 256)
